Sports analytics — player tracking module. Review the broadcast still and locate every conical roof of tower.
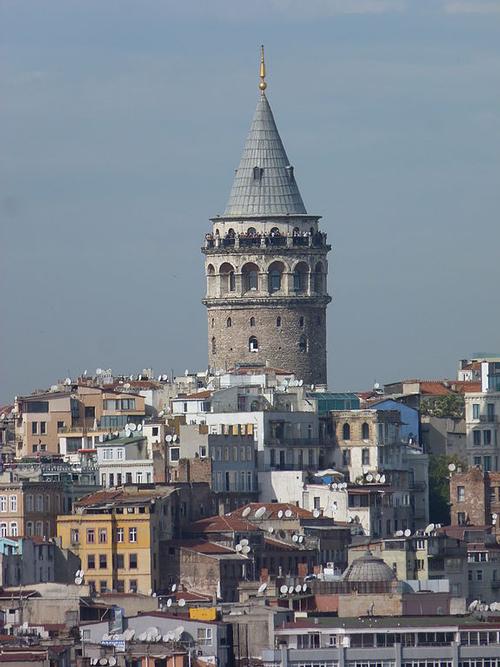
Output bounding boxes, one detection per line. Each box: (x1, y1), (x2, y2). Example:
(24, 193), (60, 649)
(223, 92), (307, 217)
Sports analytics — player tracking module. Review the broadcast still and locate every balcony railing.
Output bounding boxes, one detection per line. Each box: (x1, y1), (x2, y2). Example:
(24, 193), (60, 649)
(203, 232), (329, 251)
(479, 415), (498, 423)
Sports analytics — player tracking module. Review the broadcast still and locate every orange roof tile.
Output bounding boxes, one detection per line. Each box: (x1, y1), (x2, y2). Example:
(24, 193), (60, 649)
(188, 515), (260, 534)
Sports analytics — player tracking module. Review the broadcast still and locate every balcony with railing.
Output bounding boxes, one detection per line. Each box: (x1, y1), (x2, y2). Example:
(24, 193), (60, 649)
(203, 232), (330, 252)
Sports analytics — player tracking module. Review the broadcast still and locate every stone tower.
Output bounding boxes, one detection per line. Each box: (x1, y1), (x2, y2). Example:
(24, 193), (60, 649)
(202, 49), (331, 385)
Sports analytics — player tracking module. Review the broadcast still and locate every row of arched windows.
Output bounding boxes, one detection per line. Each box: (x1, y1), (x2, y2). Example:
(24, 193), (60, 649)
(207, 261), (325, 296)
(342, 422), (370, 440)
(225, 315), (319, 328)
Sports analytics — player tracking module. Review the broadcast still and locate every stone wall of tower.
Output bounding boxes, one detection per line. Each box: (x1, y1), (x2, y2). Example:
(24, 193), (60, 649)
(207, 303), (327, 385)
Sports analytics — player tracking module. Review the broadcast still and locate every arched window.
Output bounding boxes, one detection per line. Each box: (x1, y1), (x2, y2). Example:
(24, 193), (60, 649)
(299, 335), (308, 352)
(276, 316), (281, 327)
(207, 264), (215, 296)
(342, 423), (351, 440)
(226, 317), (232, 328)
(292, 262), (309, 293)
(250, 317), (256, 327)
(211, 318), (215, 328)
(268, 261), (284, 293)
(299, 316), (304, 328)
(314, 262), (324, 293)
(227, 228), (235, 238)
(362, 422), (370, 440)
(247, 226), (257, 236)
(250, 400), (260, 411)
(242, 262), (259, 292)
(0, 523), (7, 537)
(220, 262), (236, 294)
(211, 337), (216, 355)
(249, 336), (259, 353)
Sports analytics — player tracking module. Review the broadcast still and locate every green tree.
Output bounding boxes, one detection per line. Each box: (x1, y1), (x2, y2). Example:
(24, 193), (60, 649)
(428, 454), (467, 525)
(421, 393), (465, 419)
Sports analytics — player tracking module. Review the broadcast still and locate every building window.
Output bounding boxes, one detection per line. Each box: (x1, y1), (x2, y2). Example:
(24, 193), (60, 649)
(474, 456), (481, 467)
(457, 486), (465, 502)
(129, 553), (138, 568)
(26, 521), (33, 536)
(268, 262), (283, 293)
(362, 422), (370, 440)
(249, 336), (259, 353)
(226, 317), (232, 328)
(116, 527), (124, 542)
(0, 496), (6, 512)
(99, 554), (107, 569)
(342, 423), (351, 440)
(115, 554), (124, 569)
(31, 422), (38, 435)
(484, 430), (492, 446)
(87, 555), (95, 569)
(458, 512), (467, 526)
(250, 317), (256, 327)
(197, 628), (213, 646)
(71, 529), (80, 544)
(36, 495), (43, 512)
(170, 448), (180, 462)
(473, 404), (480, 419)
(0, 523), (7, 537)
(129, 527), (137, 543)
(484, 456), (492, 471)
(299, 335), (307, 352)
(473, 430), (481, 446)
(98, 528), (107, 544)
(211, 337), (216, 355)
(26, 495), (33, 512)
(115, 580), (125, 593)
(242, 263), (259, 292)
(87, 529), (95, 544)
(342, 449), (351, 466)
(99, 580), (107, 594)
(40, 422), (46, 435)
(9, 522), (18, 537)
(129, 580), (137, 593)
(276, 316), (281, 327)
(362, 448), (370, 465)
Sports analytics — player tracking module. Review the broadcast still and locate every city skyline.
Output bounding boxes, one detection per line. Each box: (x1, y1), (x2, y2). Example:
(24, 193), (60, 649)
(2, 1), (500, 403)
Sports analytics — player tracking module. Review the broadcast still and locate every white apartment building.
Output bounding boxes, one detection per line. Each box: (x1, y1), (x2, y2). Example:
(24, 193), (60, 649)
(465, 360), (500, 471)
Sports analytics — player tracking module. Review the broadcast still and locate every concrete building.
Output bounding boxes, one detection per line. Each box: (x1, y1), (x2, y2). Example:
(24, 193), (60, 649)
(0, 536), (79, 587)
(464, 360), (500, 471)
(0, 475), (64, 538)
(450, 467), (500, 535)
(95, 433), (154, 487)
(201, 51), (331, 385)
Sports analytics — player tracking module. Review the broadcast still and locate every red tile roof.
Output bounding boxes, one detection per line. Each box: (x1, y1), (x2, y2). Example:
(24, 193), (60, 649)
(173, 539), (237, 555)
(188, 515), (260, 534)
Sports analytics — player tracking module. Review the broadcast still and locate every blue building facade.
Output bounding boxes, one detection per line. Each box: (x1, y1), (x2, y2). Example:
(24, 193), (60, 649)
(370, 398), (419, 444)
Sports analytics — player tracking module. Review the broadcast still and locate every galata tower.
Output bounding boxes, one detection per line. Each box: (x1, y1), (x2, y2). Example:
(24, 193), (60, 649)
(202, 48), (331, 385)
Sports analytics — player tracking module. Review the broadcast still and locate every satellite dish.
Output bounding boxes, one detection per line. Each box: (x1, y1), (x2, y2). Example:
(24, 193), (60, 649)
(395, 530), (404, 537)
(280, 584), (288, 594)
(137, 424), (142, 431)
(167, 598), (173, 607)
(298, 379), (303, 386)
(99, 659), (108, 666)
(268, 526), (274, 533)
(99, 434), (104, 443)
(75, 569), (81, 578)
(494, 514), (498, 519)
(257, 582), (268, 594)
(139, 632), (147, 641)
(277, 510), (284, 519)
(287, 585), (294, 594)
(128, 423), (137, 432)
(165, 435), (172, 443)
(159, 410), (165, 417)
(240, 538), (249, 547)
(96, 368), (102, 375)
(380, 475), (386, 484)
(375, 474), (381, 482)
(366, 474), (373, 482)
(108, 659), (117, 667)
(242, 545), (251, 555)
(448, 463), (456, 472)
(255, 507), (266, 519)
(313, 509), (321, 518)
(235, 544), (243, 552)
(302, 583), (308, 592)
(172, 434), (178, 442)
(162, 374), (168, 381)
(331, 482), (338, 490)
(242, 507), (251, 518)
(298, 535), (304, 543)
(74, 576), (83, 585)
(292, 534), (298, 542)
(295, 584), (302, 593)
(404, 529), (411, 537)
(178, 598), (186, 607)
(171, 583), (177, 592)
(285, 509), (293, 518)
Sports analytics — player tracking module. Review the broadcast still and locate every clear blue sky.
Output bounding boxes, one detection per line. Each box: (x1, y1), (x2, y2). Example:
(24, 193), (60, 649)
(1, 0), (500, 402)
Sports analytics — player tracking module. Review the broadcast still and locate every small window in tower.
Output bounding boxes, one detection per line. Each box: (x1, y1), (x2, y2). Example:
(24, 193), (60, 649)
(276, 316), (281, 327)
(285, 165), (294, 181)
(211, 318), (214, 328)
(229, 271), (236, 291)
(299, 316), (304, 328)
(253, 166), (264, 180)
(249, 336), (259, 353)
(226, 317), (232, 328)
(250, 317), (256, 327)
(299, 335), (308, 353)
(212, 337), (216, 355)
(342, 423), (351, 440)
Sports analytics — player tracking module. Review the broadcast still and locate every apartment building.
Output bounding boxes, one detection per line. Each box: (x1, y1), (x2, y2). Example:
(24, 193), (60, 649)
(465, 360), (500, 471)
(0, 474), (64, 538)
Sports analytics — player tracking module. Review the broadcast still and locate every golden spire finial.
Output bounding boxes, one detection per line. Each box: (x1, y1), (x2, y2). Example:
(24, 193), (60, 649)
(259, 44), (267, 93)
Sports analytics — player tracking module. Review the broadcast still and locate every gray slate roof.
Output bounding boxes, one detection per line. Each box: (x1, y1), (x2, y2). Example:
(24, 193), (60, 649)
(223, 93), (307, 217)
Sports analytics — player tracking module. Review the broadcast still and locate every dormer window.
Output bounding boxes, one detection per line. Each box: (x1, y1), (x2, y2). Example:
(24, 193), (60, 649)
(253, 166), (264, 181)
